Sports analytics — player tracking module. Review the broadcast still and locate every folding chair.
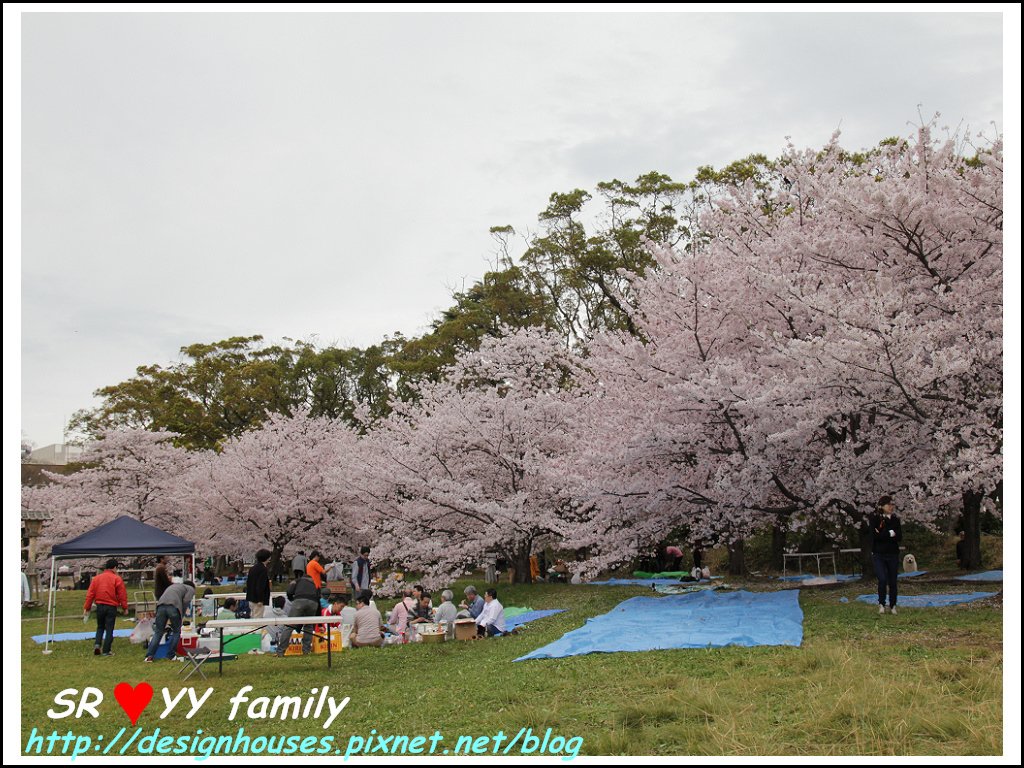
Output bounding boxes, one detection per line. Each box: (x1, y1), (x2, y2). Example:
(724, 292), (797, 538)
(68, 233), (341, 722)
(177, 647), (237, 682)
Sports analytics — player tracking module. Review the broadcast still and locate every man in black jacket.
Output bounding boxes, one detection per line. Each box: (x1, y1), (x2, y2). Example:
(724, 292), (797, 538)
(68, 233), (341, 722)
(871, 495), (903, 615)
(279, 573), (319, 656)
(245, 549), (272, 619)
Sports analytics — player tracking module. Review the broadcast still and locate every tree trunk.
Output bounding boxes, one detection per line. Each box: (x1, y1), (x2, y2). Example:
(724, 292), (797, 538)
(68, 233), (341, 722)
(268, 547), (286, 584)
(512, 549), (533, 584)
(770, 524), (787, 571)
(859, 519), (873, 576)
(960, 490), (984, 569)
(728, 539), (746, 576)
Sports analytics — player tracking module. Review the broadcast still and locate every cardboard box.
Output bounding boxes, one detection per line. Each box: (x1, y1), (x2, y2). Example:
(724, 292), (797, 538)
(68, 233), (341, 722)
(284, 629), (342, 655)
(454, 619), (477, 641)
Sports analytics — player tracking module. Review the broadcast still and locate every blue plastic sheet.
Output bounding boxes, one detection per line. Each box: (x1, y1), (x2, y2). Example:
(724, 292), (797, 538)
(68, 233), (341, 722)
(587, 578), (688, 586)
(955, 570), (1003, 582)
(32, 630), (133, 644)
(515, 590), (803, 661)
(855, 592), (997, 608)
(506, 609), (565, 631)
(777, 573), (860, 582)
(898, 571), (927, 578)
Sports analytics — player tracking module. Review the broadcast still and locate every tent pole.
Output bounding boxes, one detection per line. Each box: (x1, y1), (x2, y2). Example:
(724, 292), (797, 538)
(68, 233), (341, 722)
(190, 553), (197, 620)
(43, 557), (57, 655)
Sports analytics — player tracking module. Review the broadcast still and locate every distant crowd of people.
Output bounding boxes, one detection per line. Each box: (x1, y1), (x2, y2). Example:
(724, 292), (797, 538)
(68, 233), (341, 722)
(83, 546), (511, 662)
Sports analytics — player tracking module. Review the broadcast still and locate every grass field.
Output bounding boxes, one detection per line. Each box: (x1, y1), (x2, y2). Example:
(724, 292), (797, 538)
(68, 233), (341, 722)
(20, 573), (1002, 757)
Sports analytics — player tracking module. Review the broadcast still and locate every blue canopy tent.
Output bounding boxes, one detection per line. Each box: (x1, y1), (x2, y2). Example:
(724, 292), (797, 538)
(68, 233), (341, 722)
(44, 516), (196, 654)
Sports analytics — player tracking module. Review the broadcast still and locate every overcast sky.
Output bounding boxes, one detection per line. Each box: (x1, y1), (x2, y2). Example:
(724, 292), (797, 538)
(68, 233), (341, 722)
(15, 10), (1008, 446)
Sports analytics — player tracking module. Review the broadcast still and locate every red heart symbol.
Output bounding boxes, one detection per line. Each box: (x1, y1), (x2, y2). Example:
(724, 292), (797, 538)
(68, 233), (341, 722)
(113, 682), (154, 725)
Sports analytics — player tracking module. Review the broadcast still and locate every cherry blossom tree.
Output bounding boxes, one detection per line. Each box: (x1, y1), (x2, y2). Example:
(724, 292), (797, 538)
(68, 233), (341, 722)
(353, 328), (595, 587)
(179, 410), (369, 573)
(576, 125), (1002, 573)
(22, 428), (197, 552)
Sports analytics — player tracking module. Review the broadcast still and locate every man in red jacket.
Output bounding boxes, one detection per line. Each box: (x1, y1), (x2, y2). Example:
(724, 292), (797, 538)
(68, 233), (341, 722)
(83, 559), (128, 656)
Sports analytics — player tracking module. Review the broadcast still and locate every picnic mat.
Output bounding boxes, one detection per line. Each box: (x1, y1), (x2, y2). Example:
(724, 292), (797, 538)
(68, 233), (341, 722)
(32, 630), (133, 644)
(955, 570), (1003, 582)
(777, 573), (860, 583)
(590, 576), (722, 586)
(855, 592), (998, 608)
(515, 590), (803, 661)
(587, 578), (686, 586)
(654, 583), (727, 595)
(506, 609), (565, 631)
(899, 571), (928, 578)
(632, 570), (689, 579)
(504, 606), (533, 619)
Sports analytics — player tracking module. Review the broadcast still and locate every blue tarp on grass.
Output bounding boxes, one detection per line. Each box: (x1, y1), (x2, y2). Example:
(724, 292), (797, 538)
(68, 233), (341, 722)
(777, 573), (860, 582)
(506, 609), (565, 631)
(515, 589), (803, 661)
(32, 630), (133, 644)
(587, 578), (687, 586)
(899, 571), (928, 578)
(955, 570), (1003, 582)
(855, 592), (997, 608)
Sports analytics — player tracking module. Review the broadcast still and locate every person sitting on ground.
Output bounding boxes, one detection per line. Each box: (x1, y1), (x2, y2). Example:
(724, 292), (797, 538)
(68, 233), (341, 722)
(387, 587), (416, 637)
(475, 588), (506, 638)
(549, 560), (569, 583)
(144, 580), (196, 662)
(199, 588), (216, 618)
(411, 583), (433, 610)
(456, 586), (485, 619)
(337, 594), (357, 627)
(322, 595), (346, 618)
(217, 597), (238, 621)
(409, 593), (434, 624)
(433, 590), (458, 636)
(350, 589), (384, 648)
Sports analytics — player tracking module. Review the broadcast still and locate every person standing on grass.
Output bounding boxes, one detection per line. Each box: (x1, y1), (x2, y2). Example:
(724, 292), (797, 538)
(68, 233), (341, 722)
(144, 580), (195, 662)
(955, 530), (969, 570)
(351, 546), (371, 595)
(245, 548), (272, 619)
(871, 494), (903, 615)
(306, 550), (326, 593)
(280, 572), (319, 656)
(292, 550), (307, 579)
(153, 555), (171, 600)
(83, 559), (128, 656)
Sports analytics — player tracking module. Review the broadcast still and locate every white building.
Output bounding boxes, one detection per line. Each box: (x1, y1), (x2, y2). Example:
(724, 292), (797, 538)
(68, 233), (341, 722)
(27, 443), (86, 465)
